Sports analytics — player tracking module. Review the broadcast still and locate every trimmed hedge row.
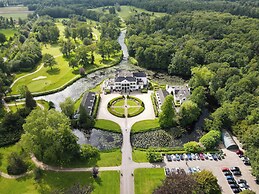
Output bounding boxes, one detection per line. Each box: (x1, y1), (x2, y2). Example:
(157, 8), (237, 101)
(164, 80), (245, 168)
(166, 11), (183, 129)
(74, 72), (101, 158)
(151, 92), (159, 117)
(5, 52), (123, 101)
(128, 106), (144, 117)
(92, 94), (100, 119)
(108, 107), (125, 118)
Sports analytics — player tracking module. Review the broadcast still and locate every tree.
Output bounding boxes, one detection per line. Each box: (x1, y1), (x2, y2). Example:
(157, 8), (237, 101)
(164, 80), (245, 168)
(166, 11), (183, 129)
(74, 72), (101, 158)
(60, 97), (75, 119)
(189, 66), (215, 88)
(7, 152), (28, 175)
(179, 100), (200, 127)
(199, 130), (221, 150)
(69, 57), (79, 69)
(190, 86), (206, 108)
(193, 170), (221, 194)
(42, 54), (57, 70)
(240, 190), (256, 194)
(78, 105), (95, 131)
(76, 45), (90, 67)
(80, 144), (99, 160)
(92, 167), (99, 178)
(60, 39), (75, 57)
(0, 32), (6, 45)
(183, 141), (204, 153)
(159, 95), (175, 129)
(25, 88), (37, 109)
(153, 170), (198, 194)
(21, 109), (80, 164)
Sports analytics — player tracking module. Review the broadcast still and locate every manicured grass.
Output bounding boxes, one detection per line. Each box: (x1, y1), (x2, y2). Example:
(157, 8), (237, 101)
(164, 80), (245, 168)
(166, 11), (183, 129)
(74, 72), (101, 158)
(113, 107), (125, 114)
(113, 99), (125, 106)
(132, 149), (148, 163)
(131, 119), (160, 133)
(0, 6), (33, 19)
(63, 149), (122, 168)
(127, 99), (139, 106)
(94, 119), (121, 133)
(0, 29), (17, 39)
(0, 171), (120, 194)
(134, 168), (165, 194)
(118, 6), (166, 20)
(8, 104), (24, 112)
(128, 107), (141, 114)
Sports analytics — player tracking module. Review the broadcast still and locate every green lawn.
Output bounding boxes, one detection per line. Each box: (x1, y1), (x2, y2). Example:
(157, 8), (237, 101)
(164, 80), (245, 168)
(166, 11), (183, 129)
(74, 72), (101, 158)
(0, 28), (17, 39)
(63, 149), (122, 168)
(0, 6), (33, 19)
(128, 107), (141, 114)
(134, 168), (165, 194)
(118, 6), (166, 21)
(131, 119), (160, 133)
(0, 171), (120, 194)
(132, 149), (148, 163)
(113, 99), (125, 106)
(94, 119), (121, 133)
(113, 107), (125, 114)
(127, 99), (139, 106)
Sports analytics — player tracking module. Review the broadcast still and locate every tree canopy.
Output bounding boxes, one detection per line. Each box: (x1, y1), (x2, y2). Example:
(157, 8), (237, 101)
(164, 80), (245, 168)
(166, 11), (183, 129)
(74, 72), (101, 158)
(159, 95), (175, 129)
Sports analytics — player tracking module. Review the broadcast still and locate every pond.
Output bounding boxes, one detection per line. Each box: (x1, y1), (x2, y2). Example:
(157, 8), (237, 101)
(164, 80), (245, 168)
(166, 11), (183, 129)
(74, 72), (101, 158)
(73, 128), (123, 150)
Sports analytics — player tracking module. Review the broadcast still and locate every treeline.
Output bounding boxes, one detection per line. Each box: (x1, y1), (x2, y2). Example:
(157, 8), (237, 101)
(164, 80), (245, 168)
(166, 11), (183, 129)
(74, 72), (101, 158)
(21, 0), (259, 19)
(0, 16), (15, 28)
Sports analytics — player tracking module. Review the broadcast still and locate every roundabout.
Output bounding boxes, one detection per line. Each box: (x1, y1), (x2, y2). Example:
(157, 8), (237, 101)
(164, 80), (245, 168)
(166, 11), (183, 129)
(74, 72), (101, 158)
(107, 95), (145, 118)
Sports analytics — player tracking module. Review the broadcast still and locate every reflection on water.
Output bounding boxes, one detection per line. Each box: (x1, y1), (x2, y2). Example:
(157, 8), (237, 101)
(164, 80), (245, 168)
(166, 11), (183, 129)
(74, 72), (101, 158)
(73, 128), (123, 150)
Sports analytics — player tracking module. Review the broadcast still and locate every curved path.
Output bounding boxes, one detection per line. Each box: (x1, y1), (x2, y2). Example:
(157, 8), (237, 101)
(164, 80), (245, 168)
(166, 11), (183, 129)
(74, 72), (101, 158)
(0, 170), (32, 179)
(10, 54), (63, 88)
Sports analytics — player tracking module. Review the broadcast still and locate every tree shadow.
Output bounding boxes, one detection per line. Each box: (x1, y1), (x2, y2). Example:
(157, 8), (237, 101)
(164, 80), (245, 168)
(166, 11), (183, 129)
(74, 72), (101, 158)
(94, 176), (102, 185)
(46, 68), (60, 75)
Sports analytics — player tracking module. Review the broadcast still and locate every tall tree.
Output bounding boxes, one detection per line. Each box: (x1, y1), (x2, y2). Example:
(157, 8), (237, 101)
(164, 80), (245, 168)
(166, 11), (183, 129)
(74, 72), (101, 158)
(78, 105), (94, 131)
(25, 88), (37, 109)
(60, 97), (75, 118)
(21, 109), (80, 164)
(159, 95), (175, 129)
(42, 53), (57, 70)
(179, 100), (200, 127)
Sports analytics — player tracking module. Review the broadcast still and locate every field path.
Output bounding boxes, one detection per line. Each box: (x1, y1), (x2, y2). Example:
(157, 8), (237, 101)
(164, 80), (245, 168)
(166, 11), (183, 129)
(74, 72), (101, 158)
(10, 54), (63, 88)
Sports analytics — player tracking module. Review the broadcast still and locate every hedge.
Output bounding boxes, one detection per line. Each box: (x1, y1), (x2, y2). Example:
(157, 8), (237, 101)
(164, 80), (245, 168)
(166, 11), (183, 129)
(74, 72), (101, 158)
(92, 94), (100, 119)
(151, 92), (159, 117)
(128, 106), (144, 117)
(107, 107), (125, 118)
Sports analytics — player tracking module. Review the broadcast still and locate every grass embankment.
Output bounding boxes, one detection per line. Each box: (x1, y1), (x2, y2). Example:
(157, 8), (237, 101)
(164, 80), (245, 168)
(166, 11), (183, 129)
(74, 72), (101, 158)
(94, 119), (121, 133)
(131, 119), (160, 133)
(0, 6), (33, 19)
(0, 29), (17, 39)
(63, 149), (121, 168)
(0, 171), (120, 194)
(6, 100), (49, 112)
(134, 168), (165, 194)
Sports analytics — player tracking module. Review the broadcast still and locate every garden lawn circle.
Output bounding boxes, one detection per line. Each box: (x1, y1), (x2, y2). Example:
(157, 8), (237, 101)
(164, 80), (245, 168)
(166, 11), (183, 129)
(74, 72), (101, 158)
(107, 96), (145, 118)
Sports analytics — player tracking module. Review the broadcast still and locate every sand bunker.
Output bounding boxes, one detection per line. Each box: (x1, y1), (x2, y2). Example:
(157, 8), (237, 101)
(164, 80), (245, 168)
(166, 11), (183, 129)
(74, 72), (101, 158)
(32, 76), (47, 81)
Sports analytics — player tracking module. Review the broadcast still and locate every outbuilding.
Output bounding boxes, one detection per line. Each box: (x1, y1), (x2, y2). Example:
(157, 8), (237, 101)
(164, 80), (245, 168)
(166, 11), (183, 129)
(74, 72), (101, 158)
(222, 130), (239, 150)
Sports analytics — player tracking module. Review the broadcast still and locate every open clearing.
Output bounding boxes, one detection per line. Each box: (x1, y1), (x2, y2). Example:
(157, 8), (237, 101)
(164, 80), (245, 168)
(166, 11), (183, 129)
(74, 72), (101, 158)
(0, 6), (33, 19)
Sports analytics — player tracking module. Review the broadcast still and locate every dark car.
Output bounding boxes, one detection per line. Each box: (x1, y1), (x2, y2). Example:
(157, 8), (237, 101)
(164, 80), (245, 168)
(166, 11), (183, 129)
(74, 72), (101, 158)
(238, 179), (247, 184)
(166, 154), (172, 162)
(165, 168), (170, 176)
(236, 150), (244, 155)
(233, 171), (242, 176)
(187, 153), (192, 160)
(244, 159), (251, 165)
(228, 179), (236, 184)
(226, 175), (235, 180)
(230, 167), (240, 172)
(180, 154), (184, 160)
(212, 153), (218, 160)
(232, 188), (241, 193)
(217, 154), (222, 160)
(224, 171), (232, 176)
(229, 183), (239, 188)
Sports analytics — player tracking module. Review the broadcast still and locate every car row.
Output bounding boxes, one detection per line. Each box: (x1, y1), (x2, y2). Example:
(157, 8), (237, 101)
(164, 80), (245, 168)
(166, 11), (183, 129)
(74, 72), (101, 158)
(187, 166), (201, 174)
(222, 166), (251, 193)
(166, 152), (224, 162)
(164, 167), (185, 176)
(236, 150), (251, 166)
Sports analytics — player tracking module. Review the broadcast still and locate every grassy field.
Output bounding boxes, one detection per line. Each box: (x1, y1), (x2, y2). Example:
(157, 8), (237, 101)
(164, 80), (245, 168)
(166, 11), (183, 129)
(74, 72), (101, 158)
(134, 168), (165, 194)
(113, 107), (125, 114)
(132, 149), (148, 163)
(113, 99), (125, 106)
(117, 6), (166, 20)
(63, 149), (122, 168)
(131, 119), (160, 133)
(0, 6), (33, 19)
(0, 29), (17, 39)
(0, 171), (120, 194)
(127, 99), (139, 106)
(94, 119), (121, 133)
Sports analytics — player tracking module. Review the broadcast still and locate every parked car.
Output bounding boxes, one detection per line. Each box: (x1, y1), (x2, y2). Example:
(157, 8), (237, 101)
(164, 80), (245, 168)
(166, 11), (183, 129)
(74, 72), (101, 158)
(187, 153), (192, 160)
(238, 179), (247, 184)
(175, 154), (181, 161)
(230, 167), (240, 172)
(171, 168), (176, 174)
(216, 153), (222, 160)
(232, 188), (241, 193)
(191, 153), (196, 160)
(236, 150), (244, 155)
(224, 171), (232, 176)
(166, 154), (172, 162)
(204, 153), (209, 160)
(229, 183), (239, 188)
(180, 154), (184, 160)
(172, 154), (177, 161)
(228, 179), (236, 184)
(207, 153), (213, 160)
(195, 153), (200, 160)
(183, 154), (188, 161)
(226, 175), (235, 180)
(233, 171), (242, 176)
(238, 183), (249, 189)
(199, 153), (205, 160)
(212, 153), (218, 160)
(165, 168), (170, 176)
(222, 167), (230, 172)
(244, 159), (251, 165)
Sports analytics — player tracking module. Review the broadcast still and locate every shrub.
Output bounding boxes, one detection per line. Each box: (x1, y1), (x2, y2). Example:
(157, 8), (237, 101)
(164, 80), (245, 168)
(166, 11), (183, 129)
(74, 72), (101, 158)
(92, 94), (100, 119)
(147, 152), (163, 163)
(7, 152), (28, 175)
(151, 93), (159, 117)
(183, 141), (204, 153)
(199, 130), (221, 150)
(34, 167), (43, 181)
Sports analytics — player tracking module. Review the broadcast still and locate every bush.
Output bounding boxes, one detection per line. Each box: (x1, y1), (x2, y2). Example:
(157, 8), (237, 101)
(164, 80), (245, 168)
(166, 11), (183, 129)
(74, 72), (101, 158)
(147, 151), (163, 163)
(151, 93), (159, 117)
(34, 167), (43, 181)
(7, 152), (28, 175)
(141, 88), (148, 93)
(92, 94), (100, 119)
(184, 141), (204, 153)
(199, 130), (221, 150)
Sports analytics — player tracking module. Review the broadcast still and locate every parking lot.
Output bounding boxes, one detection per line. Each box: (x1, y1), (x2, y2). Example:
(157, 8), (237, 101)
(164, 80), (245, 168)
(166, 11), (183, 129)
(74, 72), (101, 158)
(163, 148), (259, 194)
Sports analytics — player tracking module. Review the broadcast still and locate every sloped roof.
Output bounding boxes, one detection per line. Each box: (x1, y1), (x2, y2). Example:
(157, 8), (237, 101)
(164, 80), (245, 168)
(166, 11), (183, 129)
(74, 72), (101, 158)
(222, 130), (239, 150)
(133, 72), (146, 77)
(81, 92), (96, 115)
(115, 77), (136, 82)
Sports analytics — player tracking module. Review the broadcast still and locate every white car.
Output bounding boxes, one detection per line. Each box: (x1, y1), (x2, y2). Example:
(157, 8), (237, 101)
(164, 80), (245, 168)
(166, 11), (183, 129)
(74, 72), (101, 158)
(207, 153), (213, 160)
(183, 154), (188, 160)
(171, 154), (177, 161)
(191, 153), (196, 160)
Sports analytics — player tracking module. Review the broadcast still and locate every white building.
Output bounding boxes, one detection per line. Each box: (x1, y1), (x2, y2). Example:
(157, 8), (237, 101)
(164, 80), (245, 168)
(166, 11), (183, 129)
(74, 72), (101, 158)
(166, 84), (190, 106)
(104, 71), (148, 92)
